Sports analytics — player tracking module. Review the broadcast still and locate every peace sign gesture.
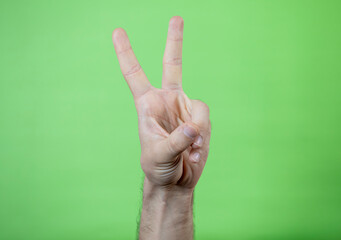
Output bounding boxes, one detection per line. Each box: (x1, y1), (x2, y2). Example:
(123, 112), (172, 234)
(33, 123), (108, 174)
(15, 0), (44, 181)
(112, 16), (211, 189)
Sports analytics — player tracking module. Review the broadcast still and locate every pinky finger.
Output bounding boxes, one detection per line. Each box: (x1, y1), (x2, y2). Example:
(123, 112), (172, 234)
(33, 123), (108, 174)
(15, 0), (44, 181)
(189, 151), (201, 163)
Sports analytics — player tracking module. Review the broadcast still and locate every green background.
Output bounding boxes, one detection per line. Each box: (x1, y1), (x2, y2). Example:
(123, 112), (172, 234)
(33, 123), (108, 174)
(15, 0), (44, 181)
(1, 0), (340, 239)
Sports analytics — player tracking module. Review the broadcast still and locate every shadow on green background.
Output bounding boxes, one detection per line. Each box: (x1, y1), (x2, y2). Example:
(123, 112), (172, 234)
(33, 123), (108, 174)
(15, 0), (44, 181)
(0, 0), (340, 239)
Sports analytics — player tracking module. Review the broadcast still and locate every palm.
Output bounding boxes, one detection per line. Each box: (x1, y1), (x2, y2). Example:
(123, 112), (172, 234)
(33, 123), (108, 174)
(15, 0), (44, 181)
(137, 89), (199, 187)
(113, 17), (211, 189)
(137, 89), (191, 135)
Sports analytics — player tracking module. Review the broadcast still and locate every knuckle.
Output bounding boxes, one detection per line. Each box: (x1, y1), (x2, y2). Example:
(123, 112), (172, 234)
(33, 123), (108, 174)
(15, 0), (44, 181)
(163, 57), (182, 66)
(123, 64), (142, 79)
(194, 100), (210, 114)
(193, 99), (208, 107)
(116, 46), (132, 56)
(200, 101), (210, 113)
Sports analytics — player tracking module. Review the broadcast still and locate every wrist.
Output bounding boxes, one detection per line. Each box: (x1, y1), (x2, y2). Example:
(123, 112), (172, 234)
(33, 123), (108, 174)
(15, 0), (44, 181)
(143, 177), (194, 204)
(139, 177), (194, 240)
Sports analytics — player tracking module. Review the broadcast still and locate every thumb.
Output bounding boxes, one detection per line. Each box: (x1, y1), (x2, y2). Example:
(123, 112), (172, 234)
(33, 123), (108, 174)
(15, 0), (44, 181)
(165, 123), (199, 157)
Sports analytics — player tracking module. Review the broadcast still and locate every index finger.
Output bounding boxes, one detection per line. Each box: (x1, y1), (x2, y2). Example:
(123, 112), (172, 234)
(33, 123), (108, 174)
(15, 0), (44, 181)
(112, 28), (151, 98)
(162, 16), (184, 90)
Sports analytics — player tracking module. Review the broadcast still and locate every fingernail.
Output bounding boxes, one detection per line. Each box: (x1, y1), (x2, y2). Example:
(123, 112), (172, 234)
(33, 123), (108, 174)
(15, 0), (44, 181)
(194, 135), (203, 147)
(192, 152), (200, 163)
(183, 125), (197, 138)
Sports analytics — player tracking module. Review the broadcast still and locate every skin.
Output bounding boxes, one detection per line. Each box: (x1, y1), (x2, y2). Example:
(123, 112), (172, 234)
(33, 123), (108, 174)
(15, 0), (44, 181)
(112, 16), (211, 240)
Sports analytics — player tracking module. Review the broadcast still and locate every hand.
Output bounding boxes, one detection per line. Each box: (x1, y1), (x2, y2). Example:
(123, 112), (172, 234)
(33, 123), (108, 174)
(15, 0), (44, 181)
(112, 16), (211, 190)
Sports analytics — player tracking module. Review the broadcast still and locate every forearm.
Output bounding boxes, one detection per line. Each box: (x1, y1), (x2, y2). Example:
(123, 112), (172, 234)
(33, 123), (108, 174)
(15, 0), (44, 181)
(139, 177), (194, 240)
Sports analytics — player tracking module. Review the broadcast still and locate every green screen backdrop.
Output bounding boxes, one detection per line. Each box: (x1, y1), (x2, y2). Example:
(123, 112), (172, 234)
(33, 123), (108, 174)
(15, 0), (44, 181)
(1, 0), (340, 239)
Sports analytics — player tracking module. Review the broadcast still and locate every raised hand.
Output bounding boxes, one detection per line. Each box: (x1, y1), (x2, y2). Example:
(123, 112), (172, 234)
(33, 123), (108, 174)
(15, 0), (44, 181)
(112, 16), (211, 190)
